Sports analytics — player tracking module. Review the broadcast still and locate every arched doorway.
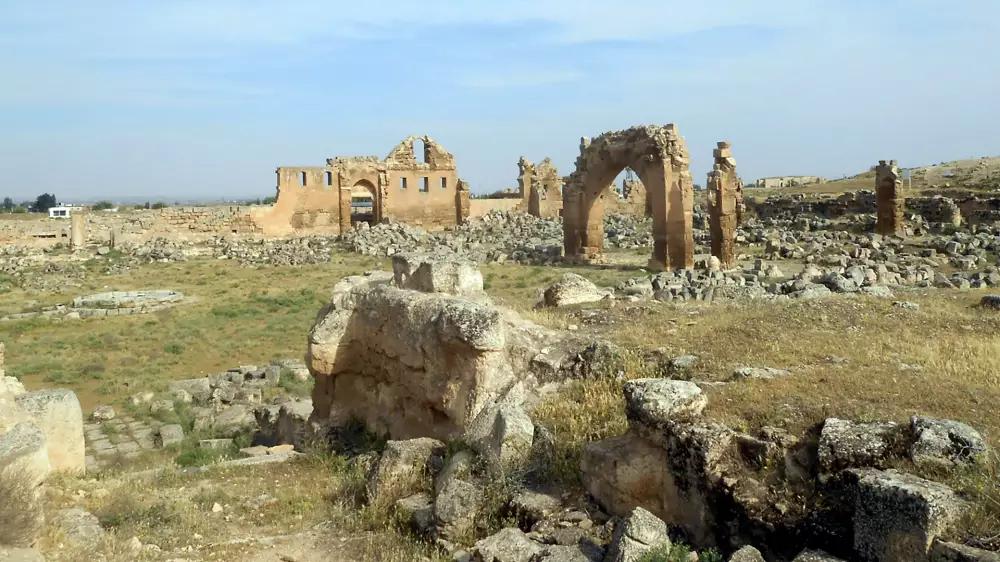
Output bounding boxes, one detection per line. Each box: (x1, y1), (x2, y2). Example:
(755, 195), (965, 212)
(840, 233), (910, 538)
(351, 179), (378, 225)
(562, 125), (694, 270)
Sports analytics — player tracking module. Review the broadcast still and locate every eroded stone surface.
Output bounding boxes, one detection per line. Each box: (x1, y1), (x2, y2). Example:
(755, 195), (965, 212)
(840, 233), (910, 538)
(623, 378), (707, 426)
(850, 468), (968, 562)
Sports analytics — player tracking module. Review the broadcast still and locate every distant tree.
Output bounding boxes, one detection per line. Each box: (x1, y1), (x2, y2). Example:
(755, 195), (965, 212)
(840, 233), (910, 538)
(151, 202), (168, 209)
(31, 193), (57, 213)
(1, 197), (13, 212)
(262, 196), (277, 205)
(92, 201), (114, 211)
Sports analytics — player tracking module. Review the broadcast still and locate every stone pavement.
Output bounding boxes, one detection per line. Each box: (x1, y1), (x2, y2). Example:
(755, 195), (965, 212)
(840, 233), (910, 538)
(83, 415), (162, 472)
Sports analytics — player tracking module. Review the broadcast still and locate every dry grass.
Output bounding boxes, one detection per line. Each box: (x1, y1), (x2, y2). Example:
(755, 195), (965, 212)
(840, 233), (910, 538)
(0, 254), (385, 410)
(40, 455), (445, 561)
(0, 466), (43, 547)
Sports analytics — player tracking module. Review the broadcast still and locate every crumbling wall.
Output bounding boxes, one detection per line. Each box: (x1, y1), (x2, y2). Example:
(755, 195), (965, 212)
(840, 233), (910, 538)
(256, 135), (467, 236)
(519, 157), (564, 219)
(563, 124), (694, 270)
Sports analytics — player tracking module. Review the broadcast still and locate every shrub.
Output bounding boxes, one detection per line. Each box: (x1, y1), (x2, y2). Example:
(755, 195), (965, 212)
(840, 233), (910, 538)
(0, 466), (43, 546)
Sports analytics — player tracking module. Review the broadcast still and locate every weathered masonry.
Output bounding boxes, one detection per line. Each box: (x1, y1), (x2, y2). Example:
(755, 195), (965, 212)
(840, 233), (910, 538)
(256, 136), (470, 236)
(563, 125), (694, 270)
(517, 157), (564, 219)
(707, 141), (741, 269)
(875, 159), (905, 236)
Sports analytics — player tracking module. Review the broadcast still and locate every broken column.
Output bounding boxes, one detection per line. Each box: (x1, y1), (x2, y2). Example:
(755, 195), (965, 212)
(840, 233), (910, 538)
(517, 157), (536, 214)
(70, 212), (86, 249)
(707, 141), (739, 269)
(875, 160), (905, 236)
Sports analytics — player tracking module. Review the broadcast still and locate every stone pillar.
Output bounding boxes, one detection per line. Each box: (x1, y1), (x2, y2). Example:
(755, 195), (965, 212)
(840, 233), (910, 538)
(875, 160), (905, 236)
(338, 186), (352, 233)
(517, 157), (535, 214)
(70, 212), (86, 249)
(562, 186), (582, 259)
(455, 180), (471, 225)
(666, 162), (694, 270)
(707, 141), (739, 269)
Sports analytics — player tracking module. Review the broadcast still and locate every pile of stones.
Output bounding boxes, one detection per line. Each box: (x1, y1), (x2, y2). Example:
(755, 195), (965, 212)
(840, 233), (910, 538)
(339, 211), (656, 265)
(212, 236), (340, 266)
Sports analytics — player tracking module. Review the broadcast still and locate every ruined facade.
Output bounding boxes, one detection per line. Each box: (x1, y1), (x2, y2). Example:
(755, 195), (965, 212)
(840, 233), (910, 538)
(517, 157), (563, 219)
(875, 159), (905, 236)
(256, 136), (470, 236)
(706, 142), (739, 269)
(563, 125), (694, 270)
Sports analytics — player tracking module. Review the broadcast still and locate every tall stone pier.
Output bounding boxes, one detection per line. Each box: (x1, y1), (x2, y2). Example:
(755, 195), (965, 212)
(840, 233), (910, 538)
(707, 141), (739, 269)
(875, 160), (905, 236)
(70, 212), (86, 249)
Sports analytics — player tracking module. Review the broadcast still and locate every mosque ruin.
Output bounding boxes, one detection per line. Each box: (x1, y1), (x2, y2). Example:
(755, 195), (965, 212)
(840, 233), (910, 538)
(255, 135), (470, 236)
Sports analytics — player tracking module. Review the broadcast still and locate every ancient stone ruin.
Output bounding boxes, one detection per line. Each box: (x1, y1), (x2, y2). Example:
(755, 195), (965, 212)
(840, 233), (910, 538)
(579, 377), (990, 561)
(306, 254), (580, 443)
(563, 125), (694, 270)
(518, 157), (564, 219)
(256, 135), (471, 236)
(876, 159), (905, 236)
(707, 141), (740, 269)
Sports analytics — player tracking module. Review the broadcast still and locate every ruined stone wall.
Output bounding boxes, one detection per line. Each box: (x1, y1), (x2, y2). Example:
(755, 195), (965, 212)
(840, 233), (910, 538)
(749, 191), (1000, 227)
(0, 206), (260, 248)
(255, 135), (466, 236)
(468, 198), (522, 218)
(518, 157), (564, 219)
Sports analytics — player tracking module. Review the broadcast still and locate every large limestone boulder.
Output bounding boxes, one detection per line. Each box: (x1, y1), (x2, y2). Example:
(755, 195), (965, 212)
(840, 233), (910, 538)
(392, 253), (484, 296)
(308, 263), (568, 442)
(0, 393), (29, 434)
(542, 273), (607, 307)
(606, 507), (670, 562)
(473, 527), (543, 562)
(849, 468), (968, 562)
(254, 398), (313, 448)
(909, 416), (987, 469)
(15, 389), (85, 474)
(0, 422), (50, 487)
(930, 540), (1000, 561)
(623, 378), (707, 426)
(432, 450), (482, 539)
(729, 546), (765, 562)
(818, 418), (905, 473)
(366, 438), (445, 506)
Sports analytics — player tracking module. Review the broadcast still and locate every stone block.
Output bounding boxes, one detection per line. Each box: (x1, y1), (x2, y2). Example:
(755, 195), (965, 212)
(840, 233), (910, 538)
(15, 389), (85, 474)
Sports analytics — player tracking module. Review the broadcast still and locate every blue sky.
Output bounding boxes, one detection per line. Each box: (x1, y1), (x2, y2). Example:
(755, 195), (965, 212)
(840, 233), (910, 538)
(1, 1), (998, 201)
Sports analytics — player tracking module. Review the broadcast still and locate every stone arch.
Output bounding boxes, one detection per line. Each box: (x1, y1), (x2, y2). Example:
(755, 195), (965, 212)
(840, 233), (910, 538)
(350, 179), (380, 224)
(562, 124), (694, 270)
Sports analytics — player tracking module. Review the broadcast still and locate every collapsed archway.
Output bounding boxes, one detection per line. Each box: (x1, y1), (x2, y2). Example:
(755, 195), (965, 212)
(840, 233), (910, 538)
(562, 124), (694, 270)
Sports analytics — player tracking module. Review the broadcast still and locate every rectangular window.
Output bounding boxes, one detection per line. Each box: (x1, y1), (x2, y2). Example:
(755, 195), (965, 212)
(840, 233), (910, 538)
(420, 177), (429, 192)
(400, 177), (407, 190)
(325, 171), (333, 186)
(300, 171), (307, 186)
(440, 177), (447, 189)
